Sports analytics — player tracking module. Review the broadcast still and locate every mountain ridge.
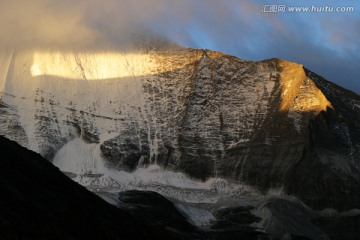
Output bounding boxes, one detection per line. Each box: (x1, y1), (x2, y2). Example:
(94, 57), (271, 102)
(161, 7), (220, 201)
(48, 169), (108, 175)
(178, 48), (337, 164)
(0, 47), (359, 210)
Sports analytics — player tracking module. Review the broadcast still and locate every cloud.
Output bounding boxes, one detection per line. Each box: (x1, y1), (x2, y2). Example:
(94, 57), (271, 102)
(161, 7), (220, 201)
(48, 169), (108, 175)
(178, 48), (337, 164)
(0, 0), (97, 50)
(320, 17), (360, 55)
(0, 0), (287, 51)
(0, 0), (359, 92)
(0, 0), (178, 50)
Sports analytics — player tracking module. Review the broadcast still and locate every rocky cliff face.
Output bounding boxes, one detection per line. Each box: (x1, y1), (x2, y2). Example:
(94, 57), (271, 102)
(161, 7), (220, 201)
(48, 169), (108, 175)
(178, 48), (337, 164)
(0, 47), (359, 210)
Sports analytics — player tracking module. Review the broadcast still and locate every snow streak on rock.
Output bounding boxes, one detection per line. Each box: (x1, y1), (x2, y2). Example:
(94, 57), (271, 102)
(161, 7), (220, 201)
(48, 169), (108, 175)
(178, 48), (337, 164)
(53, 137), (257, 204)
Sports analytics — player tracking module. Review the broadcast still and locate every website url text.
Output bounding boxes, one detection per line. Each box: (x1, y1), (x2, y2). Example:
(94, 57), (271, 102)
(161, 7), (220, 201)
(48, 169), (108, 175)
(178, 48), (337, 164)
(262, 5), (355, 13)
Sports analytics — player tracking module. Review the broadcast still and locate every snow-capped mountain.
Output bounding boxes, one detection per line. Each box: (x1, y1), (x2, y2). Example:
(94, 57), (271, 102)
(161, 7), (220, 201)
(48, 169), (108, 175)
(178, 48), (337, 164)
(0, 46), (359, 210)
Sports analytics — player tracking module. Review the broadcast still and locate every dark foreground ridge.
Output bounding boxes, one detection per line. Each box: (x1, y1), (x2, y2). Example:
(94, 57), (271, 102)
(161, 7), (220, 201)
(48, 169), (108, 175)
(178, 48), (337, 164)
(0, 135), (204, 240)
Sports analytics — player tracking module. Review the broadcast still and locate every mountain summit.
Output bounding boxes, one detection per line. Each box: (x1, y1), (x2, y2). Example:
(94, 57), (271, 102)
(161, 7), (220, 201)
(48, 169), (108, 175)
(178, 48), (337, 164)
(0, 47), (359, 210)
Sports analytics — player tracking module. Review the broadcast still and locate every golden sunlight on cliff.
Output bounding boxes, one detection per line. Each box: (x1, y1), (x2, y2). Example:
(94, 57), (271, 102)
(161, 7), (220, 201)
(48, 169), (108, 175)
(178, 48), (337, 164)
(277, 59), (332, 113)
(30, 50), (202, 80)
(30, 51), (165, 80)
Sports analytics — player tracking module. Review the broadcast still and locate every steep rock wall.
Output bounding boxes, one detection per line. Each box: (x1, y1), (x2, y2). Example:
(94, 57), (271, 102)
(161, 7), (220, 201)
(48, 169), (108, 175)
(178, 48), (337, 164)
(0, 48), (359, 210)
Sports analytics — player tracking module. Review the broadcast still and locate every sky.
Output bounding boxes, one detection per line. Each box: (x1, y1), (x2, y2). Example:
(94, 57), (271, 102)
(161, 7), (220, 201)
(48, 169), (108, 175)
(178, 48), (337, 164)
(1, 0), (359, 93)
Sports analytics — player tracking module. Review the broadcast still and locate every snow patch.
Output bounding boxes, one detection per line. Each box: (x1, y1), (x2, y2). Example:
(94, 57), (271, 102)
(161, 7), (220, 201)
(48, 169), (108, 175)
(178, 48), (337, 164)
(53, 138), (258, 203)
(53, 138), (105, 175)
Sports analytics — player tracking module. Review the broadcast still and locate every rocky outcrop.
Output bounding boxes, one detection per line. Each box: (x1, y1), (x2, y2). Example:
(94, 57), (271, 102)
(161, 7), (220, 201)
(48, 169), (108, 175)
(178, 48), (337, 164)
(0, 48), (359, 210)
(210, 206), (268, 240)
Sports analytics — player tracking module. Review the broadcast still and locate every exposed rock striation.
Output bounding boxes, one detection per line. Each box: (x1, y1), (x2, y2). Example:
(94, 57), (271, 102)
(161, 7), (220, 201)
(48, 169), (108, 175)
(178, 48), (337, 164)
(0, 47), (359, 210)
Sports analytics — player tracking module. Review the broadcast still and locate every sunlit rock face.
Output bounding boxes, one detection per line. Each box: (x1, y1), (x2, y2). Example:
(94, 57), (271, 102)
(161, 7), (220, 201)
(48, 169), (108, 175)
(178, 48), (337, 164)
(30, 52), (157, 80)
(0, 47), (359, 210)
